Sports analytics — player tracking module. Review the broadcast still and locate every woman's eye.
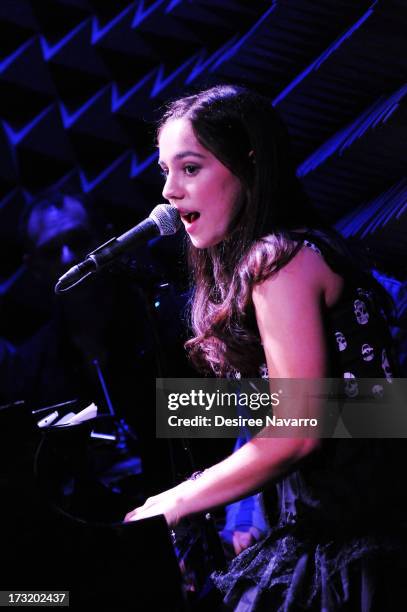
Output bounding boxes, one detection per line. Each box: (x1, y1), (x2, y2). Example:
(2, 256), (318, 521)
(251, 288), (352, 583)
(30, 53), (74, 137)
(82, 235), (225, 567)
(159, 167), (169, 179)
(184, 164), (199, 176)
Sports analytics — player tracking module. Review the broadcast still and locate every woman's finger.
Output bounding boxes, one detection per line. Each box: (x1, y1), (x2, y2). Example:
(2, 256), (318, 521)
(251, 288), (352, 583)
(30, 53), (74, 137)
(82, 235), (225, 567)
(124, 509), (139, 522)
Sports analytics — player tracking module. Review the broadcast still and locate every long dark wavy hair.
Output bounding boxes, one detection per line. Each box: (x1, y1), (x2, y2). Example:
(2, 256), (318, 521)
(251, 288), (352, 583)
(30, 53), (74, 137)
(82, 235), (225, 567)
(158, 85), (326, 377)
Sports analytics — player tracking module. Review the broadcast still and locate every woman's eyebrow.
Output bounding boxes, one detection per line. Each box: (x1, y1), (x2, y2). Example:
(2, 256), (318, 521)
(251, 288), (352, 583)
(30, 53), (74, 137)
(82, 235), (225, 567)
(159, 151), (206, 165)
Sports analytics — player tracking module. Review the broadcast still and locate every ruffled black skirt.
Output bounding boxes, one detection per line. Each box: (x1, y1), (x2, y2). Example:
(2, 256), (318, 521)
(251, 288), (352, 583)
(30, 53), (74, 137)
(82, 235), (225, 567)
(212, 523), (405, 611)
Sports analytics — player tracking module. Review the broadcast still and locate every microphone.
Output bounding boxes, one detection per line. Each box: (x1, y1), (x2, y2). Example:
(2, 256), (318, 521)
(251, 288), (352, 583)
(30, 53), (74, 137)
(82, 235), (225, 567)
(55, 204), (181, 293)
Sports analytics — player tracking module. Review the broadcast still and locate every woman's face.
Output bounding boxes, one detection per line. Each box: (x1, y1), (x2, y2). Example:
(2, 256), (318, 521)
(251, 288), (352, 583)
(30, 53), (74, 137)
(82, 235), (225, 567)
(158, 118), (243, 248)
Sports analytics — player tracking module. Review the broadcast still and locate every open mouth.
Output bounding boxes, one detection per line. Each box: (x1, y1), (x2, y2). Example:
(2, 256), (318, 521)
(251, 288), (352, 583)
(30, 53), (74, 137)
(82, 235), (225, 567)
(182, 212), (200, 223)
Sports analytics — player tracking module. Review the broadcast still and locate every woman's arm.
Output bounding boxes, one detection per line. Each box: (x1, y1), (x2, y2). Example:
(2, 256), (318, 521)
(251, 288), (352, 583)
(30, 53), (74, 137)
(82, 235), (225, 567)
(125, 247), (327, 526)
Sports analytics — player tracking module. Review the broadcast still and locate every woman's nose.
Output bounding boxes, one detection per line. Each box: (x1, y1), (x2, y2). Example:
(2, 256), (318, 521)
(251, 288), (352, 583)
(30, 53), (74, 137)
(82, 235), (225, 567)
(162, 173), (183, 201)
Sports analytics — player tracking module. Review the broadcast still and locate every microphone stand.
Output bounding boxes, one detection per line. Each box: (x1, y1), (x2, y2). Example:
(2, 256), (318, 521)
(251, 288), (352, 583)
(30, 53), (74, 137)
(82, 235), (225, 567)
(127, 268), (197, 482)
(121, 262), (226, 590)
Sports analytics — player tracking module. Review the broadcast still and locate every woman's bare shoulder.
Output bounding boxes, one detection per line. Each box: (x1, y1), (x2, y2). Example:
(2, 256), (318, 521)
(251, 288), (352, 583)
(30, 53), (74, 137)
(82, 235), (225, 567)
(255, 236), (344, 309)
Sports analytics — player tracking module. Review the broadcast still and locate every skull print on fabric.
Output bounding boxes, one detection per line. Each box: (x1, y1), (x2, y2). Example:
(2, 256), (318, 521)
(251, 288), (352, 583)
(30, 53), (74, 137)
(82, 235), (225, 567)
(344, 372), (359, 398)
(259, 364), (269, 379)
(361, 343), (374, 362)
(354, 299), (369, 325)
(356, 287), (375, 304)
(335, 331), (347, 352)
(372, 384), (384, 397)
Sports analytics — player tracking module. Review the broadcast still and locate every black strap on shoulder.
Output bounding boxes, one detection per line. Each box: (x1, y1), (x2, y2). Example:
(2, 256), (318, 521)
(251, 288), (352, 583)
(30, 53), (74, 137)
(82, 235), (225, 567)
(286, 229), (363, 281)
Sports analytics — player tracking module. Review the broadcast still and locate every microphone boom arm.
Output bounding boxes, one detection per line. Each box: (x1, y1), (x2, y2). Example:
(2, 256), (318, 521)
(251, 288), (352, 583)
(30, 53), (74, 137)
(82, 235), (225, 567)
(54, 206), (179, 294)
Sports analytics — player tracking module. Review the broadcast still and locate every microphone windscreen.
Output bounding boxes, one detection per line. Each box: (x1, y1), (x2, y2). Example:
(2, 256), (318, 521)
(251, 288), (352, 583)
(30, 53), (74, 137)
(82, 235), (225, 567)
(149, 204), (181, 235)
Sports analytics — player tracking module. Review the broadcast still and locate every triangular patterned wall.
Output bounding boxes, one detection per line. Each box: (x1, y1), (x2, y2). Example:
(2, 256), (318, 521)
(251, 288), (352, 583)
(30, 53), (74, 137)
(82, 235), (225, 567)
(1, 0), (406, 281)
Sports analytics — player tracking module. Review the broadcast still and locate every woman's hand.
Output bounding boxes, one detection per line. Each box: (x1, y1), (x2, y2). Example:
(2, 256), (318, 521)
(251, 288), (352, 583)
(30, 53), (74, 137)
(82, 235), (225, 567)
(124, 481), (192, 527)
(232, 527), (263, 555)
(221, 526), (264, 558)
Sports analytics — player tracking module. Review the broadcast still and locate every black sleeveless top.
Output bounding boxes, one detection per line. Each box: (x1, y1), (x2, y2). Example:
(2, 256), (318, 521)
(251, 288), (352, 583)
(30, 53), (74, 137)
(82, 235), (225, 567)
(213, 231), (405, 610)
(270, 230), (399, 529)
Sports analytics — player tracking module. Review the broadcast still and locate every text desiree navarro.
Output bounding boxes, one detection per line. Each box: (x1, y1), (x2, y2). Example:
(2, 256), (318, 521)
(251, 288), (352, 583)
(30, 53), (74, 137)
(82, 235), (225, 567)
(167, 415), (319, 428)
